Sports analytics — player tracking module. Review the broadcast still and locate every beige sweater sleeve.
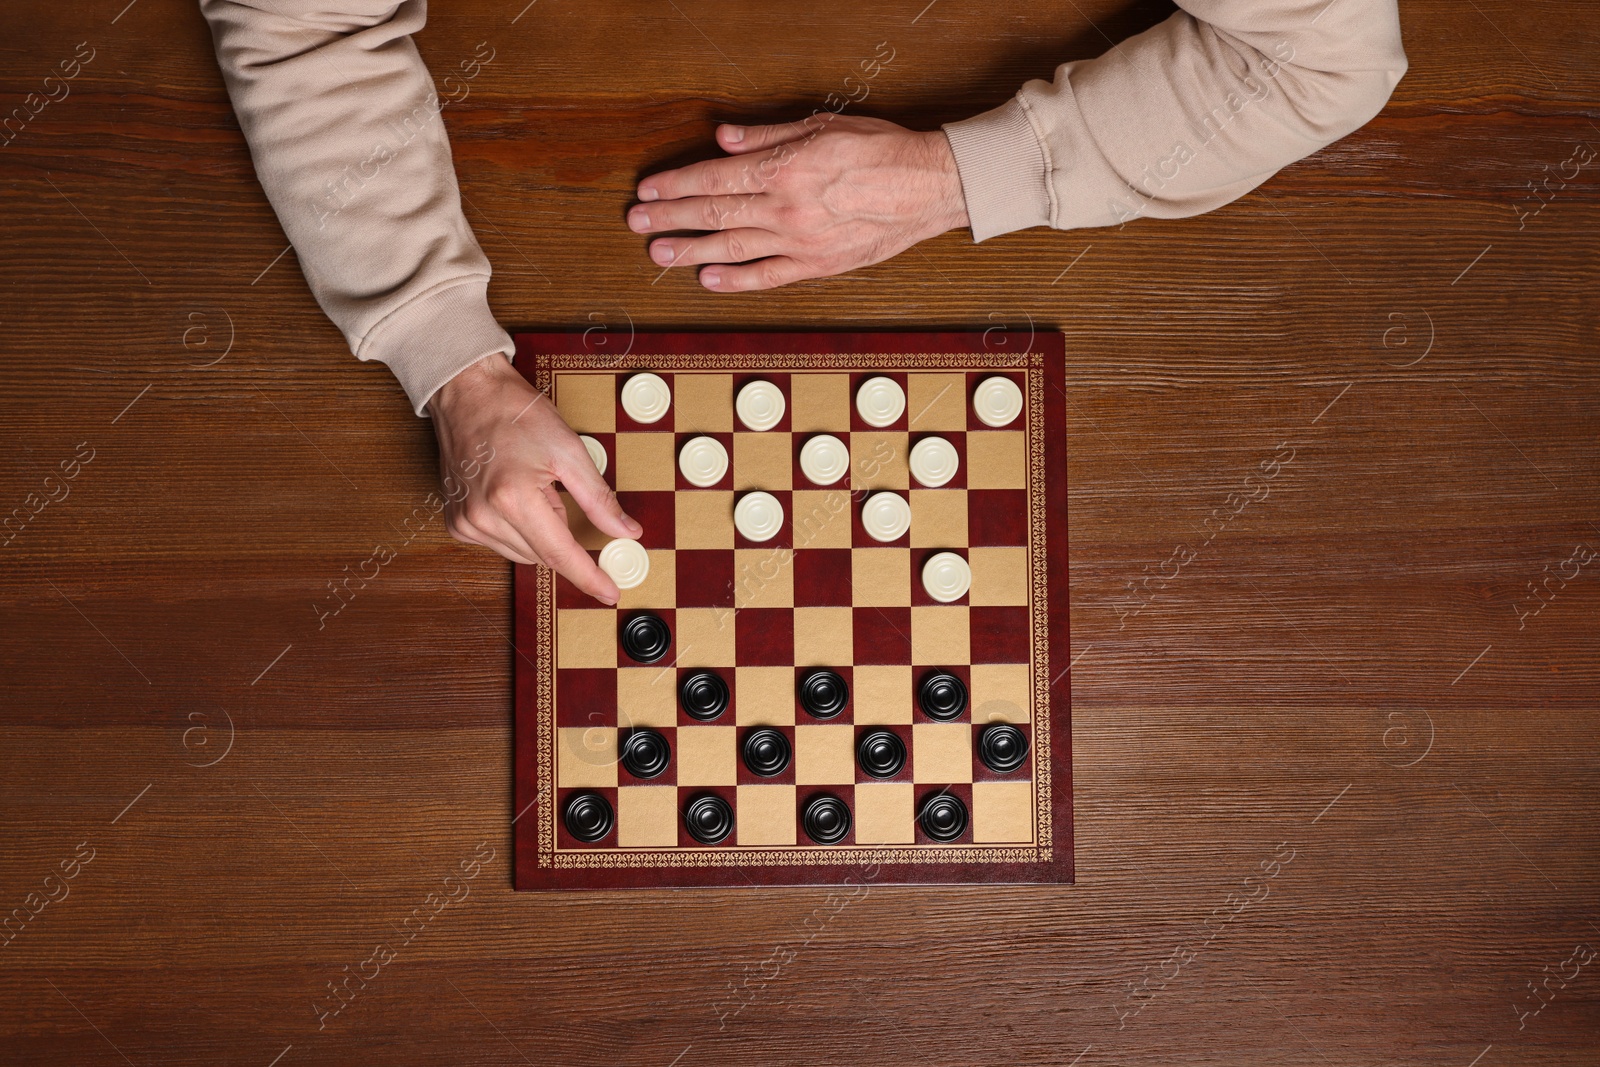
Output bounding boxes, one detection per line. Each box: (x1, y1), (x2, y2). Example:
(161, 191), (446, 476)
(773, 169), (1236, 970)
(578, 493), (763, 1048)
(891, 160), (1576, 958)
(201, 0), (512, 414)
(943, 0), (1408, 240)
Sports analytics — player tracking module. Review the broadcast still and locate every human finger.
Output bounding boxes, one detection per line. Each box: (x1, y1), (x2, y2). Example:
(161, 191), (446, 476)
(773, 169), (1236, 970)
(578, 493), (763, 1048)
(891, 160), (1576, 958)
(637, 154), (777, 203)
(699, 256), (820, 293)
(649, 229), (783, 269)
(556, 445), (642, 541)
(514, 494), (622, 604)
(716, 118), (831, 154)
(628, 193), (769, 235)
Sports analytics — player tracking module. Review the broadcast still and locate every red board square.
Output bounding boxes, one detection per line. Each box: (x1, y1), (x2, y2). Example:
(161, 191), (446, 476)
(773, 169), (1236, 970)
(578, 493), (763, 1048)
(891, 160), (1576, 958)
(673, 432), (734, 491)
(555, 787), (619, 849)
(733, 373), (792, 432)
(909, 431), (966, 489)
(966, 490), (1027, 547)
(676, 785), (737, 848)
(735, 490), (793, 549)
(911, 547), (970, 607)
(618, 726), (678, 786)
(849, 371), (909, 433)
(794, 549), (854, 607)
(796, 786), (857, 847)
(914, 783), (975, 845)
(913, 664), (972, 723)
(557, 568), (599, 610)
(676, 550), (735, 608)
(853, 724), (913, 783)
(969, 606), (1029, 664)
(736, 725), (797, 785)
(965, 371), (1026, 432)
(556, 669), (619, 728)
(853, 607), (911, 664)
(736, 608), (794, 666)
(616, 490), (676, 550)
(972, 720), (1033, 782)
(615, 372), (674, 432)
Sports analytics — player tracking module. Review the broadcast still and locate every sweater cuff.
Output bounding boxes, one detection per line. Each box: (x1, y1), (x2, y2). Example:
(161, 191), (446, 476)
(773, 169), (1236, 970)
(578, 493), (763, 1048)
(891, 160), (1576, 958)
(942, 98), (1053, 242)
(358, 279), (515, 416)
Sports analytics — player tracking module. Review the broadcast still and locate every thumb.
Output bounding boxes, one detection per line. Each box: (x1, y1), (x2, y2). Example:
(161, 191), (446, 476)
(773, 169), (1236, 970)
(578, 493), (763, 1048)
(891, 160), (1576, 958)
(717, 117), (829, 155)
(559, 447), (642, 541)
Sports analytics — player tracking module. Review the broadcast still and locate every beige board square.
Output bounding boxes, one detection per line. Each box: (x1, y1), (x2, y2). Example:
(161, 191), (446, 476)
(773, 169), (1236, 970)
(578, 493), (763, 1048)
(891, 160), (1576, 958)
(912, 606), (970, 665)
(852, 548), (910, 607)
(733, 432), (793, 491)
(558, 609), (617, 669)
(854, 782), (914, 844)
(967, 432), (1027, 490)
(790, 373), (849, 432)
(907, 373), (967, 431)
(676, 607), (736, 667)
(676, 490), (735, 550)
(969, 546), (1028, 606)
(972, 780), (1035, 843)
(794, 607), (853, 666)
(852, 665), (912, 724)
(737, 784), (797, 845)
(674, 373), (733, 433)
(971, 663), (1030, 721)
(792, 490), (852, 549)
(617, 667), (678, 729)
(560, 490), (609, 551)
(615, 433), (676, 492)
(733, 548), (794, 610)
(912, 723), (973, 783)
(618, 549), (676, 610)
(850, 432), (909, 491)
(557, 726), (616, 788)
(676, 725), (736, 786)
(616, 785), (679, 847)
(735, 666), (795, 726)
(794, 725), (856, 785)
(555, 373), (615, 434)
(909, 490), (969, 549)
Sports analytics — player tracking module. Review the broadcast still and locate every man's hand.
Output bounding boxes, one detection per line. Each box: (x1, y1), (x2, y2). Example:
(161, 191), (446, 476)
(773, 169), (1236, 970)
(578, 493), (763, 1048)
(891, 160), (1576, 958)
(429, 353), (641, 605)
(629, 115), (969, 292)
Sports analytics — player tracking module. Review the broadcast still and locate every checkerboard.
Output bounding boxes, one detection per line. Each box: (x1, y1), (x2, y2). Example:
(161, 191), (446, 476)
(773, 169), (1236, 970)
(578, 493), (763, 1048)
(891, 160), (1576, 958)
(512, 332), (1071, 889)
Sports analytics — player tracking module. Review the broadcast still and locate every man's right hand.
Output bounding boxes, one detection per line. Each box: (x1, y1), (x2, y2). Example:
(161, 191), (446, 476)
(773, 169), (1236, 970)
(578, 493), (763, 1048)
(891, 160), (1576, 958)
(428, 353), (641, 605)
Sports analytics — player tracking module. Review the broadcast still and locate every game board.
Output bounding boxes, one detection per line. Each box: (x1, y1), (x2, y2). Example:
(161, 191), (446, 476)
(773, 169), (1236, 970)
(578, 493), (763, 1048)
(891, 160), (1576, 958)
(511, 331), (1070, 889)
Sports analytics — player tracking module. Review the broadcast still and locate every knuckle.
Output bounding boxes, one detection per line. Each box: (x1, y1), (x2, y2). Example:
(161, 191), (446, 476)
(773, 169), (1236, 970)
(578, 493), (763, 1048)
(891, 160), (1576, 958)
(723, 232), (749, 263)
(759, 262), (787, 290)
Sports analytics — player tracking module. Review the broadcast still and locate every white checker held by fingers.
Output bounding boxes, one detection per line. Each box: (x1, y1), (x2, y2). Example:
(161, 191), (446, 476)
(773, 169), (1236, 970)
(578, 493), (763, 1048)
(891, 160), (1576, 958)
(579, 435), (608, 476)
(678, 435), (729, 487)
(736, 380), (786, 431)
(909, 436), (959, 488)
(734, 491), (785, 542)
(861, 491), (911, 542)
(973, 375), (1023, 428)
(921, 551), (972, 603)
(855, 376), (905, 428)
(799, 434), (849, 486)
(620, 372), (672, 424)
(598, 538), (650, 589)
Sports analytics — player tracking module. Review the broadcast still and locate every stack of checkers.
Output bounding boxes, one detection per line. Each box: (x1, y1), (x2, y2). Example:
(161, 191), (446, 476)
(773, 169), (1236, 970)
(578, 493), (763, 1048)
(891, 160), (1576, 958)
(549, 369), (1036, 850)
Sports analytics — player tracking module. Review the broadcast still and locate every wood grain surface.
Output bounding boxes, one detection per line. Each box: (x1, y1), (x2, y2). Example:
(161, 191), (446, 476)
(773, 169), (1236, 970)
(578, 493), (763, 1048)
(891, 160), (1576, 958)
(1, 0), (1596, 1064)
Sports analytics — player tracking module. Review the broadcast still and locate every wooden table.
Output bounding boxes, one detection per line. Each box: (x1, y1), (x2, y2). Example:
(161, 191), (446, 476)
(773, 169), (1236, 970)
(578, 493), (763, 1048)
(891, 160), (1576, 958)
(3, 1), (1596, 1063)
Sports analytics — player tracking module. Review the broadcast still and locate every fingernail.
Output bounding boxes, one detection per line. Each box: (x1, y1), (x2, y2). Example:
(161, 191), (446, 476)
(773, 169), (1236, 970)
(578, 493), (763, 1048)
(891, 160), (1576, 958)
(629, 208), (650, 232)
(651, 241), (674, 265)
(638, 184), (659, 203)
(723, 125), (745, 144)
(599, 594), (617, 606)
(701, 268), (721, 288)
(626, 515), (643, 535)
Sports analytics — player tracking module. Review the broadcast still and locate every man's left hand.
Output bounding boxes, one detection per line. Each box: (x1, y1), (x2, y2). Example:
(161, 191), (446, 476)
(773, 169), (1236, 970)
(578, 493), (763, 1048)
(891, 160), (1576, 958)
(629, 115), (969, 292)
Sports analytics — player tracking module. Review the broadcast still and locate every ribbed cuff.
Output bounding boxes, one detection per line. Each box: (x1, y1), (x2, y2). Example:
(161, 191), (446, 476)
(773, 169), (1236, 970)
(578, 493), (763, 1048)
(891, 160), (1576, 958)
(942, 98), (1053, 242)
(358, 278), (515, 416)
